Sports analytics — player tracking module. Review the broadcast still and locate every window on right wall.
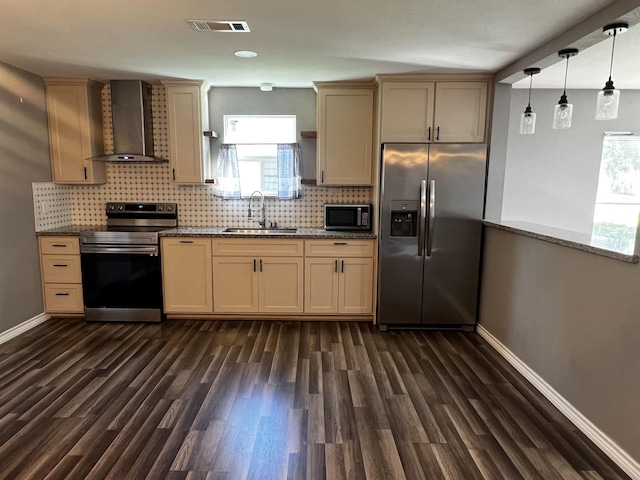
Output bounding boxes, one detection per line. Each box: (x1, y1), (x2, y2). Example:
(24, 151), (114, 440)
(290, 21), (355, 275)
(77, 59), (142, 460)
(592, 134), (640, 254)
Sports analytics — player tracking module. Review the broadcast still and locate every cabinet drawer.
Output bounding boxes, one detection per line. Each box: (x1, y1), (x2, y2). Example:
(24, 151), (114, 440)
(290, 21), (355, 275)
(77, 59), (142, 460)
(44, 284), (84, 312)
(39, 236), (80, 255)
(305, 240), (375, 257)
(42, 255), (82, 283)
(212, 239), (304, 257)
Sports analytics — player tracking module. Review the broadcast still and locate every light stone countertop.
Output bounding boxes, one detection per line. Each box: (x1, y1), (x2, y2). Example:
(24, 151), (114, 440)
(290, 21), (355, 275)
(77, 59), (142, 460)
(36, 225), (376, 240)
(483, 220), (639, 264)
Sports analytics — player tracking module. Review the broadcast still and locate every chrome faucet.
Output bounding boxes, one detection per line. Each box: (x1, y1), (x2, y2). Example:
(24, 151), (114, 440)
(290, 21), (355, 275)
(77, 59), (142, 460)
(248, 190), (266, 228)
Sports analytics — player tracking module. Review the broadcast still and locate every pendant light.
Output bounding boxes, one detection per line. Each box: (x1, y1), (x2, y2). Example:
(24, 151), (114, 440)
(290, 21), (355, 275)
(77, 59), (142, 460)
(552, 48), (579, 129)
(519, 67), (541, 135)
(595, 22), (628, 120)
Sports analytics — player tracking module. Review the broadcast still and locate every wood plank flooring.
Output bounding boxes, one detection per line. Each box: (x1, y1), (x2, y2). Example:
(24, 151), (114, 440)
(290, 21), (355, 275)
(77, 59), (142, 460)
(0, 319), (630, 480)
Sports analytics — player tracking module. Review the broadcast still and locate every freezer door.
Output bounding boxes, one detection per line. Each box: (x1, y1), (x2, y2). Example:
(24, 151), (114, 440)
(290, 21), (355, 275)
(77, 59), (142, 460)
(421, 143), (486, 327)
(378, 143), (429, 325)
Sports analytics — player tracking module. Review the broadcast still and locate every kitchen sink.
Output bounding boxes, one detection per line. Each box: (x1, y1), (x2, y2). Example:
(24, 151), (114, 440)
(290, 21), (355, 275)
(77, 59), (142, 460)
(223, 228), (297, 234)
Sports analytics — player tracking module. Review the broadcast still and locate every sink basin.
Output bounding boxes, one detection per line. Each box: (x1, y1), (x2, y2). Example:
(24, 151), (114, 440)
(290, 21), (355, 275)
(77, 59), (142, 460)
(223, 228), (297, 234)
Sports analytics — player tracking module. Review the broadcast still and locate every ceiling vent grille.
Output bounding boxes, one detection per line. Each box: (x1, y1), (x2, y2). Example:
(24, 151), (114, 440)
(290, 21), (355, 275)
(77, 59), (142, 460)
(187, 20), (250, 32)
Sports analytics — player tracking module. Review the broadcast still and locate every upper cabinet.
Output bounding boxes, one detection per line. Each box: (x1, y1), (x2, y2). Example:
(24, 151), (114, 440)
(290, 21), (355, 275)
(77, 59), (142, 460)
(380, 79), (488, 143)
(162, 80), (212, 184)
(314, 82), (374, 186)
(44, 78), (106, 184)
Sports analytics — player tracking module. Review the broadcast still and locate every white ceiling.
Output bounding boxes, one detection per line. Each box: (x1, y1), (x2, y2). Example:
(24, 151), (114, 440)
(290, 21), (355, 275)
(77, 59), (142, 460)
(0, 0), (628, 88)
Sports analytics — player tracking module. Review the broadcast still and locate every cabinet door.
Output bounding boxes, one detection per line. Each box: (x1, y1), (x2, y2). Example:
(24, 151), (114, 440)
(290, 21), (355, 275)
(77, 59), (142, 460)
(317, 88), (373, 185)
(212, 257), (259, 313)
(162, 239), (213, 313)
(164, 82), (208, 184)
(259, 258), (304, 313)
(433, 82), (487, 143)
(339, 258), (374, 314)
(45, 80), (106, 184)
(381, 82), (435, 143)
(304, 258), (339, 314)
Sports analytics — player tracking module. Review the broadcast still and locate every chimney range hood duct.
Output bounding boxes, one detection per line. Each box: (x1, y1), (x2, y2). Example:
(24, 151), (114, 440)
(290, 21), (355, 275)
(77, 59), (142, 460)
(92, 80), (168, 163)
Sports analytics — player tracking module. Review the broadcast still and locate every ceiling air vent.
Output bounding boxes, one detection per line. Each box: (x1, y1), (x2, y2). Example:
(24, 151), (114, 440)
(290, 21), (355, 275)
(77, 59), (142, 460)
(187, 20), (251, 32)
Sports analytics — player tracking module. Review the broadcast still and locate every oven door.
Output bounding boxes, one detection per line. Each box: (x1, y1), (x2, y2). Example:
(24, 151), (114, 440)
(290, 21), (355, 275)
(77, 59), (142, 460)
(80, 244), (163, 322)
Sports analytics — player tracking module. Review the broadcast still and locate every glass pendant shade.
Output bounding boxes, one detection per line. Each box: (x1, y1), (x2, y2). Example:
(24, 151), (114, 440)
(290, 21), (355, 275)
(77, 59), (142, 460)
(520, 107), (536, 135)
(553, 102), (573, 129)
(595, 86), (620, 120)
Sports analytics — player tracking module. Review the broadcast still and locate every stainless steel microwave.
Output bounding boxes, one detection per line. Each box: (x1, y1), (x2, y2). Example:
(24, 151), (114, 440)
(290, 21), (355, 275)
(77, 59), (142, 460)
(324, 204), (372, 231)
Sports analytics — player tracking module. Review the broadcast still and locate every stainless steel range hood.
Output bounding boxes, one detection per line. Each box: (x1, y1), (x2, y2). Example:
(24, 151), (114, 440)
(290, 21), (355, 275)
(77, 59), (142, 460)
(92, 80), (168, 163)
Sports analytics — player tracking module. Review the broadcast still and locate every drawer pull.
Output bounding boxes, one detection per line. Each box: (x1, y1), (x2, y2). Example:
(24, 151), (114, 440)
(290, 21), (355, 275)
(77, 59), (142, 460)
(52, 244), (67, 247)
(333, 242), (348, 246)
(179, 240), (194, 244)
(55, 293), (70, 296)
(53, 264), (68, 267)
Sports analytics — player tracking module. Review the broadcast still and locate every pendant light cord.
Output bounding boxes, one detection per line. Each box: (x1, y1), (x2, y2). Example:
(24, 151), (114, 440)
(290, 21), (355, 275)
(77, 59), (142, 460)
(608, 30), (617, 81)
(527, 73), (533, 107)
(562, 55), (569, 95)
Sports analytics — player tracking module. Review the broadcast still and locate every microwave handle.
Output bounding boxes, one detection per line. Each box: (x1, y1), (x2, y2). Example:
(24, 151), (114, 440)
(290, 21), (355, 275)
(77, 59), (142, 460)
(356, 207), (362, 227)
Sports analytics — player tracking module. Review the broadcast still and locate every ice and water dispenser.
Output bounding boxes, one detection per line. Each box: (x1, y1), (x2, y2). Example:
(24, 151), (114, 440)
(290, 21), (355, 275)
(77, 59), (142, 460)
(390, 200), (418, 237)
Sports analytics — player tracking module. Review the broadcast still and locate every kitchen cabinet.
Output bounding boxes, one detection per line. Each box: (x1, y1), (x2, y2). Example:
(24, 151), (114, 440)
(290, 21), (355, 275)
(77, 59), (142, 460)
(304, 240), (375, 314)
(39, 236), (84, 313)
(161, 238), (213, 313)
(162, 80), (212, 184)
(212, 239), (304, 313)
(314, 82), (374, 185)
(380, 81), (488, 143)
(44, 78), (106, 184)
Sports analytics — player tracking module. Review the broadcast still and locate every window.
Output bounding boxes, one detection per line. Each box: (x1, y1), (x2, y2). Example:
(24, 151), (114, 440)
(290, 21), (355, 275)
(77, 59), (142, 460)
(592, 134), (640, 254)
(223, 115), (296, 197)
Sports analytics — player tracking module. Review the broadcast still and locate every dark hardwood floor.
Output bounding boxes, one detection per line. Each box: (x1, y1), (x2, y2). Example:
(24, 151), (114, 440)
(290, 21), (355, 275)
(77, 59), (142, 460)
(0, 319), (630, 480)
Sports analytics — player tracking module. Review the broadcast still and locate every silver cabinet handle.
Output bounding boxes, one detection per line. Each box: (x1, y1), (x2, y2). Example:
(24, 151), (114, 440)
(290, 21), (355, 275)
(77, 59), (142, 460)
(427, 180), (436, 257)
(179, 240), (194, 244)
(418, 180), (427, 256)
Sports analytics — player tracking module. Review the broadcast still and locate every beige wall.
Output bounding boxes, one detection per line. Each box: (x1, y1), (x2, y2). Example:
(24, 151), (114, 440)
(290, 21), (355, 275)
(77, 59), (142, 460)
(0, 62), (52, 329)
(479, 226), (640, 462)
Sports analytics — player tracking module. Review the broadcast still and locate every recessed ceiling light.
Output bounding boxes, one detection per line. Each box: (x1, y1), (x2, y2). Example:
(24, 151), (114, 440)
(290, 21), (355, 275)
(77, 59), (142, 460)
(234, 50), (257, 58)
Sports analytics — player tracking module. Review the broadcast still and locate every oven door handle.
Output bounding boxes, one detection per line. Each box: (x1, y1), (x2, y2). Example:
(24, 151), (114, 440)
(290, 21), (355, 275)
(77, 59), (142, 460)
(81, 245), (159, 255)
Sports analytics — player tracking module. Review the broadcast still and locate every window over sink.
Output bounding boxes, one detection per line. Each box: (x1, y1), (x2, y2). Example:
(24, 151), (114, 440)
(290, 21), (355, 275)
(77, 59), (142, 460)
(223, 115), (296, 197)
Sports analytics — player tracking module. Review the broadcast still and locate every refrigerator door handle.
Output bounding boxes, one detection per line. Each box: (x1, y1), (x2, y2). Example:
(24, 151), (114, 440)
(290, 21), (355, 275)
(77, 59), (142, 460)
(427, 179), (436, 257)
(418, 180), (427, 256)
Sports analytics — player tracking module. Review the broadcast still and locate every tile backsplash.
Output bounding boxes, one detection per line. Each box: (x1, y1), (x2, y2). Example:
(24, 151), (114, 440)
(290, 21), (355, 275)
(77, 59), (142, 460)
(33, 84), (372, 231)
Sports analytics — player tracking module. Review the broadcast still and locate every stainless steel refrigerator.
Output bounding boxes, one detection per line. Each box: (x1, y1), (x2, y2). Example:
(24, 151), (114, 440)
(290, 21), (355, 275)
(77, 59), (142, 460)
(377, 143), (487, 330)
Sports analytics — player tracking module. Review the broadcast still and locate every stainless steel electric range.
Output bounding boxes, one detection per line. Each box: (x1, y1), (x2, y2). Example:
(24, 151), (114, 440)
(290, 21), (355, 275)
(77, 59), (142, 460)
(79, 202), (178, 323)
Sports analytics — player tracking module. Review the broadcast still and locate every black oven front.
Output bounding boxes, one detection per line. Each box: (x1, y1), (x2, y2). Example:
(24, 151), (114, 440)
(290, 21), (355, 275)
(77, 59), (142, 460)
(80, 243), (163, 322)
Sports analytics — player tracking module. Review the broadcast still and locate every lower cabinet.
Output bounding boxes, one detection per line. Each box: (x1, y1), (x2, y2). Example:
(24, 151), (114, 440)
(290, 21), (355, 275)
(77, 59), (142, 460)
(39, 236), (84, 313)
(304, 241), (375, 314)
(161, 238), (213, 313)
(212, 239), (304, 314)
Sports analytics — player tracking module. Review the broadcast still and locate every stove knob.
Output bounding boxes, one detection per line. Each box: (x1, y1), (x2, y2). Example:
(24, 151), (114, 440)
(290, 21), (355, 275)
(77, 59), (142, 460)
(158, 205), (164, 211)
(118, 205), (124, 211)
(108, 204), (115, 211)
(166, 205), (173, 211)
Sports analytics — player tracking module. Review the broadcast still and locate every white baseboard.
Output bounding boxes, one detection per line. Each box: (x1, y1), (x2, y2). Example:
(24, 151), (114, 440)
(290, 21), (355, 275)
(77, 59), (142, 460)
(476, 324), (640, 480)
(0, 312), (50, 346)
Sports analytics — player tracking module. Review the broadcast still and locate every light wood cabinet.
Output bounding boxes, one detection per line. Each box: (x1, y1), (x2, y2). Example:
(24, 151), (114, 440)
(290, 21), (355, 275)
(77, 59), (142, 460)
(314, 83), (374, 185)
(304, 240), (375, 315)
(212, 239), (304, 314)
(44, 78), (106, 184)
(162, 80), (211, 184)
(380, 81), (487, 143)
(161, 238), (213, 313)
(38, 236), (84, 313)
